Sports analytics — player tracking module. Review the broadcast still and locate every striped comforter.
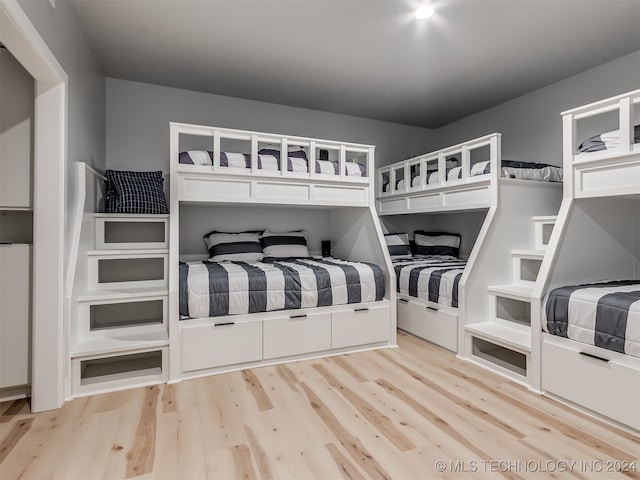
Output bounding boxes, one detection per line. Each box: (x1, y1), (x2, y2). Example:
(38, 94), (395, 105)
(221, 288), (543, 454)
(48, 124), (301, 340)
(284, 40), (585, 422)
(543, 280), (640, 358)
(393, 256), (466, 307)
(179, 257), (385, 318)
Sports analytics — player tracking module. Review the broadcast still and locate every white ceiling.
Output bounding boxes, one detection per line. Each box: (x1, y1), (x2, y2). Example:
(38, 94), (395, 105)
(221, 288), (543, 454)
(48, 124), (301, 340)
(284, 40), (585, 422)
(69, 0), (640, 128)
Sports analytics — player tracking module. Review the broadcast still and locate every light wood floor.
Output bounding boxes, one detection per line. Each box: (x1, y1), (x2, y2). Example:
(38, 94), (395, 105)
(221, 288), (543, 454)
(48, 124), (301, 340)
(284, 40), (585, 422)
(1, 331), (639, 480)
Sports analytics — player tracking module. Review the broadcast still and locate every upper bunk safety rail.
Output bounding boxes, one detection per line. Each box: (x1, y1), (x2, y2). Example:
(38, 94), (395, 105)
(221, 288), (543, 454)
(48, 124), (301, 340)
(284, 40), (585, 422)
(562, 89), (640, 199)
(563, 89), (640, 165)
(170, 122), (375, 185)
(377, 133), (501, 198)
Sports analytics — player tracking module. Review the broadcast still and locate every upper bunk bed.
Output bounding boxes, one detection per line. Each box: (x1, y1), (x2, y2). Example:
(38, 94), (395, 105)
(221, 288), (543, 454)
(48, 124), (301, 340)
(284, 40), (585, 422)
(169, 122), (375, 207)
(562, 88), (640, 199)
(168, 122), (395, 382)
(376, 133), (562, 215)
(531, 88), (640, 432)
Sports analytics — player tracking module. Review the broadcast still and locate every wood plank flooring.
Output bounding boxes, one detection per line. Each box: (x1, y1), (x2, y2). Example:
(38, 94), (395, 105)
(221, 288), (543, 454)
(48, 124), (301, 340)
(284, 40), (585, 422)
(1, 331), (639, 479)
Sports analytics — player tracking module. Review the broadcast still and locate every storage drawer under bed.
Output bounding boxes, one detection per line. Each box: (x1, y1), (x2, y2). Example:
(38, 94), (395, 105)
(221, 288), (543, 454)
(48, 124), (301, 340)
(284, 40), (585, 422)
(263, 310), (331, 359)
(331, 301), (391, 349)
(181, 316), (263, 372)
(397, 297), (458, 352)
(541, 334), (640, 431)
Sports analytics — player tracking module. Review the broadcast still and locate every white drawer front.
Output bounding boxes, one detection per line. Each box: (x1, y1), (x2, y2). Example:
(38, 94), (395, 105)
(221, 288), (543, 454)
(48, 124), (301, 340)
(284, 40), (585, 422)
(397, 298), (411, 329)
(332, 302), (390, 349)
(263, 311), (331, 359)
(400, 300), (457, 352)
(182, 319), (262, 372)
(542, 338), (640, 431)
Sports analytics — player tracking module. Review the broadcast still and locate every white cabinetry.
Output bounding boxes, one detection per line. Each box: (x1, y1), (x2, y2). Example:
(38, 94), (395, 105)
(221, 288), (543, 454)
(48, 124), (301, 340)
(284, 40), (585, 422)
(396, 295), (458, 352)
(0, 49), (34, 400)
(180, 300), (391, 378)
(0, 245), (31, 391)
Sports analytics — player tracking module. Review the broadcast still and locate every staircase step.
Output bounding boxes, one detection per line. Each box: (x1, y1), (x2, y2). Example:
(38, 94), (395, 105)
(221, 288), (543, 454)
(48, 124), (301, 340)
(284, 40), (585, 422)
(87, 249), (169, 256)
(487, 284), (534, 301)
(465, 321), (531, 352)
(76, 287), (168, 303)
(94, 213), (169, 219)
(532, 215), (557, 223)
(511, 249), (545, 259)
(70, 329), (169, 358)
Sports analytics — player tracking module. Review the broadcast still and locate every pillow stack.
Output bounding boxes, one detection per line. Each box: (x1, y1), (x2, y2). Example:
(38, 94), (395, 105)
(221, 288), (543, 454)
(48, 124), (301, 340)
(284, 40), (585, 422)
(203, 230), (310, 262)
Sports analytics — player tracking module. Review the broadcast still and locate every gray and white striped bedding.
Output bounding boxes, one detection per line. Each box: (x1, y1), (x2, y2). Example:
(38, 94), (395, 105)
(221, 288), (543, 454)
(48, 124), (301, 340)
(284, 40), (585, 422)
(393, 256), (466, 308)
(382, 160), (562, 192)
(578, 125), (640, 153)
(178, 150), (367, 176)
(543, 280), (640, 358)
(179, 257), (385, 318)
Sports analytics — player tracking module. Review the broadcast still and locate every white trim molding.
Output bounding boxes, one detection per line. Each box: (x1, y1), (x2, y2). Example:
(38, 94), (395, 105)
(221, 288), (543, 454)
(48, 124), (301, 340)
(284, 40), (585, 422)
(0, 0), (68, 411)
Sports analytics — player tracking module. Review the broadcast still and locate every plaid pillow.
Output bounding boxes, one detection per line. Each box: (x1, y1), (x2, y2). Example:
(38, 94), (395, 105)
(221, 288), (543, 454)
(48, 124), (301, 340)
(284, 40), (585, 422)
(106, 170), (168, 214)
(105, 180), (118, 213)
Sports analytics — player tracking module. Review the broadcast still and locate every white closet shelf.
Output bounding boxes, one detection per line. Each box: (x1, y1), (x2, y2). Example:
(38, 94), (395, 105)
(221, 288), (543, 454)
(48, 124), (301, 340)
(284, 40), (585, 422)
(465, 321), (531, 353)
(75, 286), (169, 303)
(70, 329), (169, 357)
(487, 284), (534, 301)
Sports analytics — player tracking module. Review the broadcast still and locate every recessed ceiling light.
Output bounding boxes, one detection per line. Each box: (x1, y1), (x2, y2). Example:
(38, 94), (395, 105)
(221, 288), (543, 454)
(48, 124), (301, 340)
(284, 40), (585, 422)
(415, 5), (434, 20)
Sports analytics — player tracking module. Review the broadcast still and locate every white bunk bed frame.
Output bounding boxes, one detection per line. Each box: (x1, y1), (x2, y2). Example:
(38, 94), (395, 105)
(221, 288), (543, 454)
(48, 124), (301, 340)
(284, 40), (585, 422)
(532, 89), (640, 433)
(377, 133), (562, 387)
(168, 122), (396, 383)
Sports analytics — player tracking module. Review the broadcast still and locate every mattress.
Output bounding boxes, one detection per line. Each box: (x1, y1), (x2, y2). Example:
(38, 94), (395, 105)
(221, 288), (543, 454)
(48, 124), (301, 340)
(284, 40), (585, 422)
(178, 150), (367, 177)
(577, 125), (640, 153)
(179, 257), (385, 318)
(543, 280), (640, 358)
(393, 256), (466, 308)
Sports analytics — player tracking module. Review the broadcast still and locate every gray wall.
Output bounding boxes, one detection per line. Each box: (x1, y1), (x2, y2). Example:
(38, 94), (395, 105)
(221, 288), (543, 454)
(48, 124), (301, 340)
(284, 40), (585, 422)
(105, 78), (435, 172)
(433, 50), (640, 166)
(17, 0), (106, 173)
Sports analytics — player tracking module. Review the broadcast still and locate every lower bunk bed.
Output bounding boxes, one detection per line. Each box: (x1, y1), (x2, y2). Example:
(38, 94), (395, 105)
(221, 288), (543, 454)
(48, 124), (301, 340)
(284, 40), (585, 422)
(175, 234), (392, 379)
(541, 280), (640, 431)
(386, 232), (464, 352)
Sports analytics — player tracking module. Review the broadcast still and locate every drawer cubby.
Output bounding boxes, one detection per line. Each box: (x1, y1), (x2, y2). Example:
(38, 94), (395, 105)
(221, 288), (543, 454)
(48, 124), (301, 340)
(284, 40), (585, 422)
(72, 347), (168, 396)
(89, 297), (166, 331)
(519, 258), (542, 282)
(494, 295), (531, 327)
(95, 214), (168, 250)
(88, 252), (168, 289)
(472, 337), (527, 378)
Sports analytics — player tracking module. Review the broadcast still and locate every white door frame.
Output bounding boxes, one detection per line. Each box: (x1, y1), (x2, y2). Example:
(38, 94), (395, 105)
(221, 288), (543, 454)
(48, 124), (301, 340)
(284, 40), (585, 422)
(0, 0), (67, 411)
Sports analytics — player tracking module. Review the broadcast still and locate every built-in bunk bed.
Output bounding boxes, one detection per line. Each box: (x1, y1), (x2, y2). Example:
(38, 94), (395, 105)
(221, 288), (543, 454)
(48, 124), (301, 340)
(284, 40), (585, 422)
(377, 133), (563, 387)
(532, 89), (640, 432)
(169, 123), (395, 381)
